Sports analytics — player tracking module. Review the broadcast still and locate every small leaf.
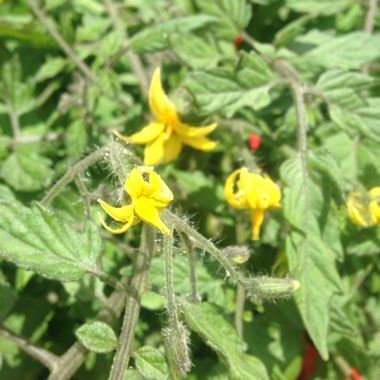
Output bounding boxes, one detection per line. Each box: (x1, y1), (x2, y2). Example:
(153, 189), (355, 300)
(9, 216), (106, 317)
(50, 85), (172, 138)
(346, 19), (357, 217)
(35, 57), (67, 82)
(183, 302), (270, 379)
(65, 121), (88, 159)
(0, 201), (102, 282)
(75, 321), (117, 353)
(134, 346), (169, 380)
(0, 272), (17, 321)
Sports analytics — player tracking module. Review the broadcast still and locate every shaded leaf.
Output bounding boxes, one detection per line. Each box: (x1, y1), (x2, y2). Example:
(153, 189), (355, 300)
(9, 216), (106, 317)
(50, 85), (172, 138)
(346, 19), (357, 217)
(134, 346), (169, 380)
(184, 302), (270, 379)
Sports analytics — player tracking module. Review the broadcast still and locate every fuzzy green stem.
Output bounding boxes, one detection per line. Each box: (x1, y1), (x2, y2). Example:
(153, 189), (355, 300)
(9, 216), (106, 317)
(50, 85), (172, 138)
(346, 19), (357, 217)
(178, 231), (199, 303)
(166, 211), (247, 287)
(108, 225), (155, 380)
(234, 214), (247, 337)
(164, 227), (179, 326)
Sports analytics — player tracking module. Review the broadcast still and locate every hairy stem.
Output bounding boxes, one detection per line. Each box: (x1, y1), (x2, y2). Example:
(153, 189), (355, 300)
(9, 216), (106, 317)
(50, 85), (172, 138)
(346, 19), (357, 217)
(108, 225), (155, 380)
(179, 231), (198, 303)
(164, 228), (179, 326)
(167, 211), (247, 287)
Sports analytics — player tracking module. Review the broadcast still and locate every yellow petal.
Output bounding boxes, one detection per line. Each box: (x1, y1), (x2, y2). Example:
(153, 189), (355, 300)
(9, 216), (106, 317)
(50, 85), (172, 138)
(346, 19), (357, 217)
(180, 135), (217, 151)
(134, 197), (170, 235)
(148, 171), (174, 207)
(97, 212), (136, 234)
(174, 122), (217, 138)
(347, 192), (370, 226)
(113, 122), (165, 145)
(97, 199), (134, 222)
(144, 133), (165, 166)
(124, 168), (145, 199)
(251, 208), (265, 240)
(149, 68), (177, 121)
(224, 168), (248, 209)
(161, 134), (183, 164)
(369, 187), (380, 198)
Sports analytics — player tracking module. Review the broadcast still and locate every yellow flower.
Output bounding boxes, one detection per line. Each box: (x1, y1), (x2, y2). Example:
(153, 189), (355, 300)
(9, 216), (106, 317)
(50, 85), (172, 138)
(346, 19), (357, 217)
(113, 68), (218, 166)
(347, 186), (380, 227)
(97, 166), (173, 235)
(224, 168), (281, 240)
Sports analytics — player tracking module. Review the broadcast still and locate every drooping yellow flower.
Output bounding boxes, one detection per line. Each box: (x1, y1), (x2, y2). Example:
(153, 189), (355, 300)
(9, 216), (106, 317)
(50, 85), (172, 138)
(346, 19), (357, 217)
(347, 186), (380, 227)
(97, 166), (173, 235)
(224, 168), (281, 240)
(113, 68), (218, 166)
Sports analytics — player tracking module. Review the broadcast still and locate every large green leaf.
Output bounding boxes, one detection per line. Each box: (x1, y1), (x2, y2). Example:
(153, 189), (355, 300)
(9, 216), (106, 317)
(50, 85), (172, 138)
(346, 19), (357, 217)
(134, 346), (169, 380)
(286, 0), (352, 15)
(291, 31), (380, 71)
(183, 302), (270, 380)
(129, 15), (216, 53)
(281, 156), (342, 360)
(170, 33), (221, 69)
(0, 201), (102, 282)
(195, 0), (252, 39)
(185, 52), (274, 117)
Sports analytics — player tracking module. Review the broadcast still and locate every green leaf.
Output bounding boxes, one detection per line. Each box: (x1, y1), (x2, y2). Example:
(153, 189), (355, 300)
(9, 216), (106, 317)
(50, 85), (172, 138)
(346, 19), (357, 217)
(35, 57), (67, 82)
(281, 157), (342, 360)
(134, 346), (169, 380)
(0, 201), (102, 282)
(316, 69), (372, 110)
(183, 302), (270, 379)
(292, 31), (380, 71)
(75, 321), (117, 353)
(129, 15), (215, 53)
(285, 0), (352, 15)
(97, 30), (125, 63)
(195, 0), (252, 39)
(185, 52), (274, 117)
(170, 33), (221, 69)
(65, 121), (88, 159)
(0, 150), (53, 192)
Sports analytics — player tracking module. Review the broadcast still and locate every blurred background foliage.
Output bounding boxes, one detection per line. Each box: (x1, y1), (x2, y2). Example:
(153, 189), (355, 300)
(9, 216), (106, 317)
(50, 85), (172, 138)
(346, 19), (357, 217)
(0, 0), (380, 379)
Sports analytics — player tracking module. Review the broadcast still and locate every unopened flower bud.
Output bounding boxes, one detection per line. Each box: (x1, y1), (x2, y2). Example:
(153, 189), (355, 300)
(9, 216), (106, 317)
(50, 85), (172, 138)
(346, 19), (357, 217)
(222, 245), (251, 264)
(246, 276), (300, 301)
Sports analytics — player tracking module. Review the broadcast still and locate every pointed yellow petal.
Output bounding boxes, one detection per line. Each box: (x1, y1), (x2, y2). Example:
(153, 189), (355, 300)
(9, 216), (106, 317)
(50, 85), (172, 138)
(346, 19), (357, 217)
(124, 167), (145, 199)
(224, 168), (248, 209)
(147, 170), (174, 207)
(161, 134), (183, 164)
(134, 197), (170, 235)
(113, 122), (165, 145)
(174, 122), (217, 138)
(251, 208), (265, 240)
(97, 199), (134, 222)
(180, 135), (217, 152)
(144, 133), (165, 166)
(97, 212), (136, 234)
(149, 68), (177, 120)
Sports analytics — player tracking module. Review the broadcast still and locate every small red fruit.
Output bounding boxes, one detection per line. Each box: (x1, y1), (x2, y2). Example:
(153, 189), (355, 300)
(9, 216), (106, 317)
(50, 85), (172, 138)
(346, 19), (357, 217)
(248, 134), (261, 151)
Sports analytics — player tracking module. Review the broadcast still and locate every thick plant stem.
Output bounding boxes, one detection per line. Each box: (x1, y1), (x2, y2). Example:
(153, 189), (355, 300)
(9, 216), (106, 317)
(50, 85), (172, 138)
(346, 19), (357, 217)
(234, 214), (247, 337)
(164, 228), (179, 326)
(0, 327), (60, 371)
(179, 231), (199, 303)
(108, 225), (155, 380)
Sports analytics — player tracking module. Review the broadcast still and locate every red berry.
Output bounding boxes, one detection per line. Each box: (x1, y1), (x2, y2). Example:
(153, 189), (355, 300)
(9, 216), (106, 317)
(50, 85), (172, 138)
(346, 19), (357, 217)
(233, 35), (244, 51)
(248, 134), (261, 151)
